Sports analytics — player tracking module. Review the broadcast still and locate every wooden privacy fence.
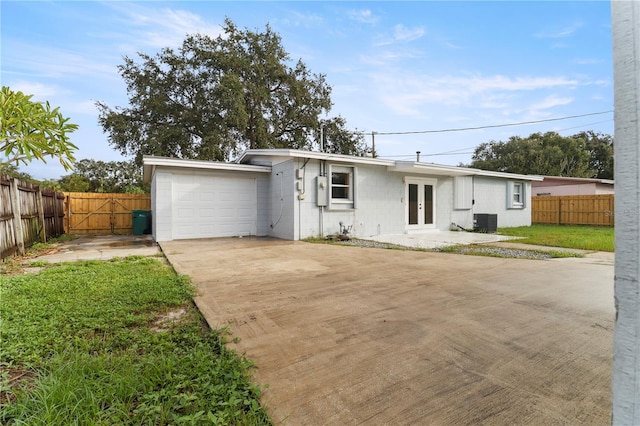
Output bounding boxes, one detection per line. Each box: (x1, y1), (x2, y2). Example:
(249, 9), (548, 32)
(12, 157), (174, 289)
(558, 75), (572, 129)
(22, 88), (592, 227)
(64, 192), (150, 235)
(1, 174), (65, 259)
(532, 194), (614, 226)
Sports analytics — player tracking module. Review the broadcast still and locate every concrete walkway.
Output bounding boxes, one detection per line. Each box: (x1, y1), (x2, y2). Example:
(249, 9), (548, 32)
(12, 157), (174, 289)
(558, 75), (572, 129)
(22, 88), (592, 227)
(30, 235), (160, 263)
(368, 229), (518, 249)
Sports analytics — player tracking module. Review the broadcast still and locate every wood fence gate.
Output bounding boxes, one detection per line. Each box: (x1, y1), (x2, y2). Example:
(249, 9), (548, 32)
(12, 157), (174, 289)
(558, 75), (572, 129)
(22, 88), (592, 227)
(64, 193), (151, 235)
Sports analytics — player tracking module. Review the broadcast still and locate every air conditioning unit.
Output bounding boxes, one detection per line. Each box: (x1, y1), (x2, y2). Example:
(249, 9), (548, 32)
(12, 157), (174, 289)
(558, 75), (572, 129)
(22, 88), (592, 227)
(473, 214), (497, 233)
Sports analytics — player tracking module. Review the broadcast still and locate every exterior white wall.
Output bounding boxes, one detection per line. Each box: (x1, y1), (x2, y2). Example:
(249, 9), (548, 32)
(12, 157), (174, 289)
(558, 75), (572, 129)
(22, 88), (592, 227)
(292, 162), (534, 239)
(296, 161), (408, 239)
(472, 177), (532, 228)
(612, 1), (640, 423)
(435, 177), (454, 231)
(152, 169), (174, 242)
(256, 175), (271, 236)
(268, 160), (296, 240)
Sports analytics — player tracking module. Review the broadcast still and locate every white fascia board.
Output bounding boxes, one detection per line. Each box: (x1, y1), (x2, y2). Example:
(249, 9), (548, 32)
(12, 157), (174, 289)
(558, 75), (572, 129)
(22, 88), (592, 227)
(389, 161), (543, 181)
(238, 149), (395, 167)
(235, 150), (543, 181)
(142, 156), (271, 182)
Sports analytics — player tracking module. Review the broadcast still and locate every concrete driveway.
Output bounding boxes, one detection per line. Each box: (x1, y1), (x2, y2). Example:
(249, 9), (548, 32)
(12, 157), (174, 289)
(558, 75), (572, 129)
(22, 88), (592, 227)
(160, 237), (613, 425)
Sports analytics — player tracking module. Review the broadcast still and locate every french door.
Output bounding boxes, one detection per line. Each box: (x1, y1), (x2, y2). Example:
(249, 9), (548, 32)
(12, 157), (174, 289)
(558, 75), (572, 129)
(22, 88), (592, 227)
(406, 178), (436, 229)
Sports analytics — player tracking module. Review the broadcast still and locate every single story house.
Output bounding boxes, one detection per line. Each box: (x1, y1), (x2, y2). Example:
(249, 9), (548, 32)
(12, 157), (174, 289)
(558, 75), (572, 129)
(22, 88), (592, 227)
(532, 176), (614, 196)
(143, 149), (543, 242)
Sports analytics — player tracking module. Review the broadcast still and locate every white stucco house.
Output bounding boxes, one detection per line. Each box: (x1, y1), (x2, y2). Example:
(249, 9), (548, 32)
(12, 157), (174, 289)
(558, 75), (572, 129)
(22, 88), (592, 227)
(142, 149), (543, 242)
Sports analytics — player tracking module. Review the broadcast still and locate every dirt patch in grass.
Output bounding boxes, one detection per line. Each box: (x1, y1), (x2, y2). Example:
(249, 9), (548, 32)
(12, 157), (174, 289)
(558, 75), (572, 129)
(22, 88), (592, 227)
(1, 367), (35, 405)
(149, 307), (188, 332)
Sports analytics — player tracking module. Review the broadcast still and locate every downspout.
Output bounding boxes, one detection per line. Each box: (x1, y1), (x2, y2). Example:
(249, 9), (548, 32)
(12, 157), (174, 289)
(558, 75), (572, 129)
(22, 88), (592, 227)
(471, 175), (476, 230)
(320, 159), (326, 237)
(297, 158), (310, 240)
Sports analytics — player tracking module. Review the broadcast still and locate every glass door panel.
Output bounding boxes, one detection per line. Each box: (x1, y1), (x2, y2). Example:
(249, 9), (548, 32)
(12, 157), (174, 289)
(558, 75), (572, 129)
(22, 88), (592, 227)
(424, 185), (433, 225)
(408, 183), (418, 225)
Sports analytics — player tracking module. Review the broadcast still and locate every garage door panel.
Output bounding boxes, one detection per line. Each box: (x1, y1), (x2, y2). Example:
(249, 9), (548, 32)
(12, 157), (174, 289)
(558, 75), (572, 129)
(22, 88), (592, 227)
(172, 173), (257, 240)
(237, 207), (254, 220)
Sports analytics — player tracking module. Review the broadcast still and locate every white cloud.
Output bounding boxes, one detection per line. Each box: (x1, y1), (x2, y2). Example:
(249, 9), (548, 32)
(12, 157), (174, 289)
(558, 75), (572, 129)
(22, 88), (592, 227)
(372, 72), (581, 117)
(347, 9), (379, 25)
(104, 3), (223, 49)
(8, 81), (60, 99)
(529, 95), (574, 111)
(535, 22), (583, 39)
(571, 57), (603, 65)
(4, 42), (118, 81)
(393, 24), (425, 43)
(358, 48), (423, 66)
(281, 11), (324, 28)
(374, 24), (426, 46)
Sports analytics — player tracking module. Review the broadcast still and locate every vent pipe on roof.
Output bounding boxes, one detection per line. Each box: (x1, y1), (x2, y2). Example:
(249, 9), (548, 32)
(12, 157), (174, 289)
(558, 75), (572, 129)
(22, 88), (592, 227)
(416, 151), (421, 162)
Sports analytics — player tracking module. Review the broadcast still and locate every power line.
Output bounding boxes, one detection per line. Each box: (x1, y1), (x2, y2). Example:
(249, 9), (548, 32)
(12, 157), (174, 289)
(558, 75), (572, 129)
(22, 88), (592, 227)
(365, 110), (614, 136)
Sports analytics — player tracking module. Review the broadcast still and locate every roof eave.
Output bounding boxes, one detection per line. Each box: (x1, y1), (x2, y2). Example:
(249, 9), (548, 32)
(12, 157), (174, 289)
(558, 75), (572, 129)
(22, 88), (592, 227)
(238, 149), (395, 167)
(389, 161), (543, 181)
(142, 155), (271, 182)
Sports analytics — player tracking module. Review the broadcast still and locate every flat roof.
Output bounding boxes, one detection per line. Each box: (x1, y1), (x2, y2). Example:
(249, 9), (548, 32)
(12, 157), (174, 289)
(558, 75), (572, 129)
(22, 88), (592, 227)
(142, 150), (543, 182)
(240, 149), (543, 181)
(142, 156), (271, 182)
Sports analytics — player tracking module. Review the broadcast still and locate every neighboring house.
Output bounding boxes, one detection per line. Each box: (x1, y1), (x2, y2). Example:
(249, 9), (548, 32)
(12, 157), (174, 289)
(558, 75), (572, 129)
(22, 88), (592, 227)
(532, 176), (615, 196)
(143, 149), (543, 242)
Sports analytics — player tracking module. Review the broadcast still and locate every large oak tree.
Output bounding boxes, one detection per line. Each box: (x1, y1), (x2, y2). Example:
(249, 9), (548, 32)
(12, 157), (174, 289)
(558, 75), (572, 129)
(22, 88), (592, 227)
(98, 19), (366, 165)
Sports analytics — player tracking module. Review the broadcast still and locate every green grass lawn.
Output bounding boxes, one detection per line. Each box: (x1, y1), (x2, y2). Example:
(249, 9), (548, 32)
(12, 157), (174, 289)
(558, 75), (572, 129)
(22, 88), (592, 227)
(0, 257), (272, 425)
(498, 224), (614, 252)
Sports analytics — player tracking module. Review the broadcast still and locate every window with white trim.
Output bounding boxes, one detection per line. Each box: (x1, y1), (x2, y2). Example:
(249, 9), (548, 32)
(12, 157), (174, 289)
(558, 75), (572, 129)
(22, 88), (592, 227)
(507, 181), (525, 209)
(329, 165), (355, 208)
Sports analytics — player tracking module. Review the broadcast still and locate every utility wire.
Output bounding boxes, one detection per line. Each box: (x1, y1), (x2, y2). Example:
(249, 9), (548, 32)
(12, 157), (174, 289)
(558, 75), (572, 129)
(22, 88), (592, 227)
(376, 117), (614, 160)
(364, 110), (613, 136)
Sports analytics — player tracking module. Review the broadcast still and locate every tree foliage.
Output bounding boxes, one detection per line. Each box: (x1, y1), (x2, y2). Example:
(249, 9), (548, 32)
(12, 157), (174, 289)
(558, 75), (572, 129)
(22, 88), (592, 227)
(317, 116), (370, 156)
(98, 19), (365, 165)
(58, 159), (147, 193)
(0, 163), (34, 182)
(468, 131), (614, 179)
(1, 86), (78, 171)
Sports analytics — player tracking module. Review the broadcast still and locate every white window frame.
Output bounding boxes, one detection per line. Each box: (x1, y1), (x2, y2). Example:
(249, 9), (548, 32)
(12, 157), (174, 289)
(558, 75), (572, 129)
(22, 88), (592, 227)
(329, 165), (356, 209)
(507, 181), (525, 209)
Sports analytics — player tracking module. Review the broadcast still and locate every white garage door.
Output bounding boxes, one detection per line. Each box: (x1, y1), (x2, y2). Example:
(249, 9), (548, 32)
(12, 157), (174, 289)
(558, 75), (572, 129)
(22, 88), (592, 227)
(172, 173), (257, 240)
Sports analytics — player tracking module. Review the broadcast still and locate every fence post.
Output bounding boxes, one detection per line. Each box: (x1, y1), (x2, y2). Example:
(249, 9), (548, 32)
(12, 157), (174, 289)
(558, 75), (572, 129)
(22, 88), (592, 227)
(36, 187), (46, 242)
(53, 192), (61, 236)
(10, 178), (25, 255)
(64, 194), (70, 234)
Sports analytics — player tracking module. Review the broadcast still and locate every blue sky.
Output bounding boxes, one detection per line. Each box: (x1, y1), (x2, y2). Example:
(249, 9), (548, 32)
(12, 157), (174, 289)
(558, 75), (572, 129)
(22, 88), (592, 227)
(2, 1), (613, 180)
